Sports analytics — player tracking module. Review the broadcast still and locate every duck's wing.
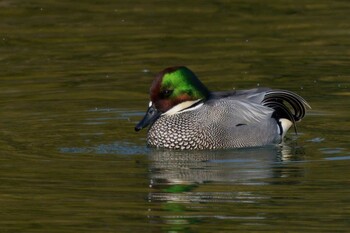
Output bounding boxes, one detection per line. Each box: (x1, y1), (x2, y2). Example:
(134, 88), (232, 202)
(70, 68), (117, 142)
(211, 88), (273, 104)
(210, 88), (311, 133)
(207, 89), (275, 124)
(210, 88), (270, 101)
(212, 88), (310, 121)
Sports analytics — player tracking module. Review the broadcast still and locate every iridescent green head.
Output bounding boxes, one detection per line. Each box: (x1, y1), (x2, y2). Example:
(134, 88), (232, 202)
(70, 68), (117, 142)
(150, 66), (210, 113)
(135, 66), (210, 131)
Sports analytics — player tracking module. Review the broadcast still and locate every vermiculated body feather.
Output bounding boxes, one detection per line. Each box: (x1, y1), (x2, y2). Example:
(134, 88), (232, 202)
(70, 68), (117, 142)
(147, 89), (308, 149)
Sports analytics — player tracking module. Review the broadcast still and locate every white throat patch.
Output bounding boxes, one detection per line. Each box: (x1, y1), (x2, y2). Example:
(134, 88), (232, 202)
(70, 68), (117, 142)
(162, 99), (203, 116)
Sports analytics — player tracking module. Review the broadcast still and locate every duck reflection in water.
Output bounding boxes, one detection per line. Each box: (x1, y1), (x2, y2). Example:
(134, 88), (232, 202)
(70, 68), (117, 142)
(146, 144), (305, 228)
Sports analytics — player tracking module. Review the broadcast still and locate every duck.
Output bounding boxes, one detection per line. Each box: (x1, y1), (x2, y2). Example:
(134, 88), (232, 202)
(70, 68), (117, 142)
(135, 66), (310, 150)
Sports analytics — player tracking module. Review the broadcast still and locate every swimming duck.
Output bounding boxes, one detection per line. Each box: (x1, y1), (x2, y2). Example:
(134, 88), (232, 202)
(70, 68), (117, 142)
(135, 66), (310, 150)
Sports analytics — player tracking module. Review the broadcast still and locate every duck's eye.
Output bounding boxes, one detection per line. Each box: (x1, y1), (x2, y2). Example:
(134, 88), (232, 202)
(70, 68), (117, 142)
(160, 89), (173, 98)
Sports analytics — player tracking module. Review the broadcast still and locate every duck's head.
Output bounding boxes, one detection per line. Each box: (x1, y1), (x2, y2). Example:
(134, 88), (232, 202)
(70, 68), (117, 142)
(135, 66), (210, 131)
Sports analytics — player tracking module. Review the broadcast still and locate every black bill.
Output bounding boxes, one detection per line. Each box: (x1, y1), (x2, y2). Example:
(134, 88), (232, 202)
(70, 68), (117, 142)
(135, 104), (161, 131)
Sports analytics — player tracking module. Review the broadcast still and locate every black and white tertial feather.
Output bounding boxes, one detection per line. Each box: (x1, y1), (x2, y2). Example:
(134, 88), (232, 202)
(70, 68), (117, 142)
(262, 90), (311, 134)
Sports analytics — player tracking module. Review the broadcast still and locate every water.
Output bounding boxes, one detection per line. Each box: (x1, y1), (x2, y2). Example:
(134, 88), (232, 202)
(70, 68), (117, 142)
(1, 1), (350, 232)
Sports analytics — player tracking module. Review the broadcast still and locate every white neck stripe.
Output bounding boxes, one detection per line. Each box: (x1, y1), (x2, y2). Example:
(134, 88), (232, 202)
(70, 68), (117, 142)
(162, 99), (203, 116)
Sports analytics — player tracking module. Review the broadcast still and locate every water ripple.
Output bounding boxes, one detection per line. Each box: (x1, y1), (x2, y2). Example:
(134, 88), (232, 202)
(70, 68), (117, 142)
(60, 142), (148, 155)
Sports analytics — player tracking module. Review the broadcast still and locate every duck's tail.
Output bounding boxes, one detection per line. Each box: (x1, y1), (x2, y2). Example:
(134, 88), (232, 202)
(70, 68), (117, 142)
(262, 90), (311, 134)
